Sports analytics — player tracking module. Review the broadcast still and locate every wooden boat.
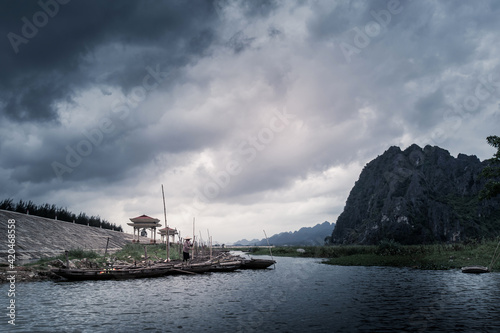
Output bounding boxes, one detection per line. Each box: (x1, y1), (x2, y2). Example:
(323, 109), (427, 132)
(461, 266), (490, 274)
(51, 265), (174, 281)
(173, 262), (212, 274)
(239, 258), (276, 269)
(209, 261), (241, 272)
(461, 240), (499, 274)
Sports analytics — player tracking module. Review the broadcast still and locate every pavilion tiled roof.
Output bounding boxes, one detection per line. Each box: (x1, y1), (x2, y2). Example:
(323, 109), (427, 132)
(127, 214), (161, 227)
(158, 227), (178, 235)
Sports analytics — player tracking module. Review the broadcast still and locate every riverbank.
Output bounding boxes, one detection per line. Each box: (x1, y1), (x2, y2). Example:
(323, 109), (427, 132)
(249, 239), (500, 270)
(3, 240), (499, 283)
(0, 244), (242, 283)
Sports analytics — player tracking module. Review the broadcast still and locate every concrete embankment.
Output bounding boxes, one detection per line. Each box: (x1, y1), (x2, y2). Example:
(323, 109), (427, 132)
(0, 210), (149, 263)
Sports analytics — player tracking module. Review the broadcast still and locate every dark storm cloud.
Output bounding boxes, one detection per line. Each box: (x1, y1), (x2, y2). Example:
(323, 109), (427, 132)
(226, 31), (255, 53)
(413, 89), (446, 128)
(1, 0), (500, 241)
(0, 0), (238, 189)
(0, 0), (219, 122)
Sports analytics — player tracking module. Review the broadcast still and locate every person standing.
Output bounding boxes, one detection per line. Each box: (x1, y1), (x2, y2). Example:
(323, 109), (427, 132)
(183, 237), (193, 263)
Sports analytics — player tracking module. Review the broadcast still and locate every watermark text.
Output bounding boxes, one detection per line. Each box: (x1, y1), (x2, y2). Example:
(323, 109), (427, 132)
(6, 219), (16, 326)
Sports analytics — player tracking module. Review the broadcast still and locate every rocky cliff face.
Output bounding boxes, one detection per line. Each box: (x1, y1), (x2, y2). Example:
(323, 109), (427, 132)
(330, 144), (500, 245)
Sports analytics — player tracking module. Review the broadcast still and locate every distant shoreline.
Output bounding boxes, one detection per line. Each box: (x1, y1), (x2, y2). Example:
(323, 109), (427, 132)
(2, 241), (498, 284)
(247, 241), (500, 271)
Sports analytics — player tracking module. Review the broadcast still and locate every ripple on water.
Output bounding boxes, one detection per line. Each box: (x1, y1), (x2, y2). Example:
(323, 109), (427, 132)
(4, 257), (500, 332)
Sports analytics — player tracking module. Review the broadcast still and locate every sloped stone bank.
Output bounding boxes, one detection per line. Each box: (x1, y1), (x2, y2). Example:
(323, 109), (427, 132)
(0, 210), (149, 263)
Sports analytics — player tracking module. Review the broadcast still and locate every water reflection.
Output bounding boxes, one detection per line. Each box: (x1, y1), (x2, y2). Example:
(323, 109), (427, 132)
(2, 256), (499, 332)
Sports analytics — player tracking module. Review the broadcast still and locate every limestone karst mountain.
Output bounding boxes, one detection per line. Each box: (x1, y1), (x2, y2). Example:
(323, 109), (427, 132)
(330, 144), (500, 245)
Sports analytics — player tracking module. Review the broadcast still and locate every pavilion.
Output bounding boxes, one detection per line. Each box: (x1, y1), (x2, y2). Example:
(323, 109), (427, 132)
(158, 227), (178, 244)
(127, 215), (162, 243)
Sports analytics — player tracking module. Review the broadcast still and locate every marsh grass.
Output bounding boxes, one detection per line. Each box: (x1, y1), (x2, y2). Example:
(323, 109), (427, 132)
(22, 248), (104, 268)
(250, 240), (500, 270)
(24, 243), (182, 269)
(113, 243), (181, 261)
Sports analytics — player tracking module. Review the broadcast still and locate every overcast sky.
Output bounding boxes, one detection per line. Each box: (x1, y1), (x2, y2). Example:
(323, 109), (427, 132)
(1, 0), (499, 244)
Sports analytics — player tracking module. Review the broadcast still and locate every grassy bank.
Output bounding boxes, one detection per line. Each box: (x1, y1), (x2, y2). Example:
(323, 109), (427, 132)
(113, 243), (182, 261)
(1, 244), (186, 283)
(22, 243), (184, 270)
(248, 240), (500, 270)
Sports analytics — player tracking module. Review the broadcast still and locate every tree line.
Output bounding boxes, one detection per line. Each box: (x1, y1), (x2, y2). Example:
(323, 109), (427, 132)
(0, 198), (123, 232)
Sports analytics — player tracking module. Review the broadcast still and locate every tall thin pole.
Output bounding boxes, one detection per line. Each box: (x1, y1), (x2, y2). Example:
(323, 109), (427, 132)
(178, 231), (182, 257)
(489, 239), (500, 271)
(192, 217), (195, 261)
(263, 230), (275, 269)
(207, 229), (212, 260)
(162, 184), (169, 261)
(104, 237), (110, 258)
(199, 231), (204, 256)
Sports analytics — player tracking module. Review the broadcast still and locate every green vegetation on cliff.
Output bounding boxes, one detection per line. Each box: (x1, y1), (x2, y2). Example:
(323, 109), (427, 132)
(480, 135), (500, 200)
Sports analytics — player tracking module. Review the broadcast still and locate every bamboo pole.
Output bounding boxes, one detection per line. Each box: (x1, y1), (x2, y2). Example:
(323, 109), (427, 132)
(144, 246), (148, 266)
(192, 217), (195, 261)
(263, 230), (275, 269)
(178, 231), (182, 257)
(199, 231), (204, 256)
(207, 229), (211, 260)
(104, 237), (110, 258)
(162, 184), (169, 261)
(210, 236), (213, 260)
(489, 239), (500, 271)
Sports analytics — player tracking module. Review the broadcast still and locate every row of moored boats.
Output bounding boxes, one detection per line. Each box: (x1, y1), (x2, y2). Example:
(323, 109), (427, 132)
(51, 255), (276, 281)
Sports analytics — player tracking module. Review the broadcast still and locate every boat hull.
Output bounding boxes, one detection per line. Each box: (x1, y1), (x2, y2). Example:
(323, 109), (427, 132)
(240, 259), (276, 269)
(461, 266), (489, 274)
(209, 264), (241, 272)
(51, 266), (174, 281)
(172, 262), (213, 274)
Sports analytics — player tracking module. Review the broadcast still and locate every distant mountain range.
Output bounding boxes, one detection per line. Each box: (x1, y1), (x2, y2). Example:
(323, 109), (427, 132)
(233, 221), (335, 246)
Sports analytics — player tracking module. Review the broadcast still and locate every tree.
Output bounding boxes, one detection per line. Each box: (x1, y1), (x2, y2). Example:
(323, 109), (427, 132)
(0, 198), (123, 231)
(0, 198), (14, 210)
(480, 135), (500, 200)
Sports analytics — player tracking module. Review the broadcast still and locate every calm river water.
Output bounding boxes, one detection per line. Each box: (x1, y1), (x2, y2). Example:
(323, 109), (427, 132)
(2, 254), (500, 332)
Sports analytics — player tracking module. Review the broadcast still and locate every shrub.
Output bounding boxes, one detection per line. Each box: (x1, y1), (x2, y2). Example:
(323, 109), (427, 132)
(376, 239), (404, 256)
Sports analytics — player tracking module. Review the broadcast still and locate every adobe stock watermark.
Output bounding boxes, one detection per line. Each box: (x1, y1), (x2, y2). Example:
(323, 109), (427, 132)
(7, 0), (71, 54)
(190, 108), (302, 215)
(337, 0), (404, 64)
(430, 72), (500, 145)
(5, 219), (17, 326)
(51, 64), (168, 180)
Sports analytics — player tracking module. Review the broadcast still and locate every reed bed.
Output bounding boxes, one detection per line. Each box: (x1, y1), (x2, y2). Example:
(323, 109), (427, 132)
(249, 239), (500, 270)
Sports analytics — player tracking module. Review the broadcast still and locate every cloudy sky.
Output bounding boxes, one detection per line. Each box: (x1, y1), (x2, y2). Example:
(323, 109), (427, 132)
(1, 0), (499, 244)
